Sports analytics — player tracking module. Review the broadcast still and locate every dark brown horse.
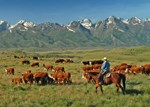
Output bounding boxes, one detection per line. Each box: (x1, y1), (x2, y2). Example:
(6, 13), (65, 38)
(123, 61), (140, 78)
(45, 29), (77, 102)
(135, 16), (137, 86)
(86, 72), (126, 95)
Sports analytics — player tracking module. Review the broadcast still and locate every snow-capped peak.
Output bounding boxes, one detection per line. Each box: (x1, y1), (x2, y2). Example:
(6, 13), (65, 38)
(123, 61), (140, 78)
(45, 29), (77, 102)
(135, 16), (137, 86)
(129, 17), (142, 25)
(133, 17), (141, 22)
(144, 18), (150, 22)
(80, 18), (92, 29)
(0, 20), (5, 25)
(106, 16), (117, 27)
(17, 20), (36, 27)
(0, 20), (10, 31)
(9, 20), (36, 32)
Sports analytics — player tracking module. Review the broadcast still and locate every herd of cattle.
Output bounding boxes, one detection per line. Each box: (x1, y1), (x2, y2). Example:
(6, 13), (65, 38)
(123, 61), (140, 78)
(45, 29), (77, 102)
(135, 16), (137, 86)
(3, 56), (150, 86)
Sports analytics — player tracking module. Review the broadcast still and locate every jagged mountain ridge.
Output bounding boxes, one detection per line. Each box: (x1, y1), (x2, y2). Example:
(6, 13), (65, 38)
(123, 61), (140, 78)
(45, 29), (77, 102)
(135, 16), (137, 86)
(0, 16), (150, 50)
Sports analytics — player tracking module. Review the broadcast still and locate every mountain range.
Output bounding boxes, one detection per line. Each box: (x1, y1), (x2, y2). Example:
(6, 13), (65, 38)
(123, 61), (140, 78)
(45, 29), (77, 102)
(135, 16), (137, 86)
(0, 16), (150, 50)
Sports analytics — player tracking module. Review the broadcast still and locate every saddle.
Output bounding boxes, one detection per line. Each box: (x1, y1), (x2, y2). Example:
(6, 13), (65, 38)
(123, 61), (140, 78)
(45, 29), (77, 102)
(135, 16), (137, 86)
(102, 73), (111, 85)
(104, 72), (111, 78)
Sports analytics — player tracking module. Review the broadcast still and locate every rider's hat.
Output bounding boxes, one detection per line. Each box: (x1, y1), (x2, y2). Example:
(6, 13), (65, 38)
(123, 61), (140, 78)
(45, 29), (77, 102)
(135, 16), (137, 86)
(102, 57), (107, 61)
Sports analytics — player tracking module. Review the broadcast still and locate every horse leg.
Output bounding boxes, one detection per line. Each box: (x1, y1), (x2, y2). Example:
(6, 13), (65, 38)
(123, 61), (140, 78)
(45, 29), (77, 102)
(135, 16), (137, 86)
(120, 85), (125, 95)
(116, 83), (125, 95)
(115, 84), (119, 93)
(96, 84), (103, 94)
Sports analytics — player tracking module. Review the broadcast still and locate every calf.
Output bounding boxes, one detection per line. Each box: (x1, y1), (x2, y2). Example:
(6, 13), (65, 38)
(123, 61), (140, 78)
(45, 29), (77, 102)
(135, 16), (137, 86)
(12, 78), (23, 85)
(5, 67), (14, 75)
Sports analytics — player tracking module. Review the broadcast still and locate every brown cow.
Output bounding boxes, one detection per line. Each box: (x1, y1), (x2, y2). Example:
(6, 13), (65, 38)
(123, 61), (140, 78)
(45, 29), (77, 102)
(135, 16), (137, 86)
(90, 60), (103, 65)
(26, 70), (32, 74)
(55, 58), (65, 63)
(112, 64), (132, 74)
(14, 55), (19, 58)
(82, 66), (93, 73)
(50, 71), (71, 84)
(82, 61), (90, 65)
(43, 64), (54, 71)
(65, 59), (74, 63)
(22, 60), (30, 65)
(92, 64), (101, 70)
(129, 66), (141, 74)
(31, 62), (39, 67)
(22, 72), (34, 86)
(141, 64), (150, 75)
(33, 56), (39, 60)
(12, 78), (23, 85)
(33, 72), (53, 85)
(54, 66), (65, 72)
(5, 68), (14, 75)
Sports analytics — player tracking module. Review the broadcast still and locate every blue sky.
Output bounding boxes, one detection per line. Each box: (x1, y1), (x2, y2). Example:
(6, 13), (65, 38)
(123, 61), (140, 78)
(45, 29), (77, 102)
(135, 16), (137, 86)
(0, 0), (150, 24)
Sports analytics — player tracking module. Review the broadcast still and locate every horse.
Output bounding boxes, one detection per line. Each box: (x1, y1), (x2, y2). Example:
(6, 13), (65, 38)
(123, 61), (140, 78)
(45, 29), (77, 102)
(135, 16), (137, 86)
(86, 72), (126, 95)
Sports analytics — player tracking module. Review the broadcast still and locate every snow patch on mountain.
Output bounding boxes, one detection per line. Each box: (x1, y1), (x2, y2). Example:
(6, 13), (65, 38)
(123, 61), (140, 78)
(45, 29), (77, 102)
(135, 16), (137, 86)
(115, 28), (125, 32)
(66, 26), (75, 33)
(122, 19), (129, 24)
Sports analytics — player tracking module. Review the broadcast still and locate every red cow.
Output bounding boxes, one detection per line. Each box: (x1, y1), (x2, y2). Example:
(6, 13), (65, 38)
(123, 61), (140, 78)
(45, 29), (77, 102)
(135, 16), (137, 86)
(54, 66), (65, 72)
(31, 62), (39, 67)
(65, 59), (74, 63)
(141, 64), (150, 75)
(82, 61), (90, 65)
(33, 56), (39, 60)
(5, 68), (14, 75)
(55, 58), (65, 63)
(22, 72), (34, 86)
(22, 60), (30, 65)
(112, 64), (132, 74)
(92, 64), (101, 70)
(82, 66), (93, 73)
(33, 72), (52, 85)
(26, 70), (32, 74)
(43, 64), (54, 71)
(90, 60), (103, 65)
(12, 78), (23, 85)
(50, 71), (71, 84)
(129, 66), (141, 74)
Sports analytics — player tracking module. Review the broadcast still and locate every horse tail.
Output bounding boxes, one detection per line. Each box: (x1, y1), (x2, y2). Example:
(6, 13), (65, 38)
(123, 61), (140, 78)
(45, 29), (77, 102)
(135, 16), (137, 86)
(119, 73), (126, 91)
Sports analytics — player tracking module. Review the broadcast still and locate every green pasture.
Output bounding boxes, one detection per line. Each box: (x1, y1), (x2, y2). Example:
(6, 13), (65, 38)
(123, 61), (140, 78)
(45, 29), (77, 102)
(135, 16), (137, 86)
(0, 46), (150, 107)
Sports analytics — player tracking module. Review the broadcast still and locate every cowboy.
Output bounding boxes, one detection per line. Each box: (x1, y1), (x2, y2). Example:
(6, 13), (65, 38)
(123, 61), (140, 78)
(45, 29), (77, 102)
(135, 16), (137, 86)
(98, 57), (110, 85)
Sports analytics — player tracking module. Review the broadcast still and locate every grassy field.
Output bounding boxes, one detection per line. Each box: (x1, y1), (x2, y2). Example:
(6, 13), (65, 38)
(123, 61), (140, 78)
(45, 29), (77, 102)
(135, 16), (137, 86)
(0, 46), (150, 107)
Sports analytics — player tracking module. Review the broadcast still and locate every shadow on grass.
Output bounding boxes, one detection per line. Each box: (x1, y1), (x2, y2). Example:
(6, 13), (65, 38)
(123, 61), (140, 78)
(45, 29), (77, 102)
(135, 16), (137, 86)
(13, 86), (31, 91)
(126, 89), (144, 95)
(127, 81), (142, 85)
